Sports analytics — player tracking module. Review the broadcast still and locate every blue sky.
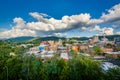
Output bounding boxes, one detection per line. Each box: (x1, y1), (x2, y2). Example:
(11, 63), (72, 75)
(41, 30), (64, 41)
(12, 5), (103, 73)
(0, 0), (120, 38)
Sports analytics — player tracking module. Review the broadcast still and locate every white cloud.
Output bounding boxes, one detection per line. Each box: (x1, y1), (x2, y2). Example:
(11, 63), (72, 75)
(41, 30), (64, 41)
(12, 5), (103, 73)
(101, 3), (120, 28)
(87, 19), (103, 25)
(81, 27), (87, 30)
(0, 28), (8, 32)
(91, 25), (101, 31)
(53, 33), (67, 37)
(104, 28), (114, 35)
(0, 28), (36, 38)
(101, 4), (120, 22)
(0, 12), (102, 38)
(13, 17), (26, 29)
(99, 27), (114, 35)
(116, 32), (120, 35)
(2, 3), (120, 38)
(90, 25), (114, 35)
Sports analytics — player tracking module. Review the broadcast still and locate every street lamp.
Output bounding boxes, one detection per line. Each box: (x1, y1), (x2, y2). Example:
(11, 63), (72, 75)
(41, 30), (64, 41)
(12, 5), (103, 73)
(3, 66), (8, 80)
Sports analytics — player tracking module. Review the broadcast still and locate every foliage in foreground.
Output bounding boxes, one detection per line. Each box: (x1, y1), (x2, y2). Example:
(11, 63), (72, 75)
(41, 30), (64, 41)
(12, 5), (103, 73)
(0, 42), (120, 80)
(1, 53), (120, 80)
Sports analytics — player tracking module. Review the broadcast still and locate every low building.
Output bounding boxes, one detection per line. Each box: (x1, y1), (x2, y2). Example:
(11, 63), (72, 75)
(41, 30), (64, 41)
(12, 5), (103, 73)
(60, 53), (69, 60)
(79, 45), (89, 51)
(102, 48), (113, 53)
(72, 45), (79, 52)
(105, 52), (120, 58)
(89, 39), (94, 45)
(93, 35), (99, 42)
(10, 52), (16, 56)
(30, 47), (39, 52)
(66, 44), (72, 51)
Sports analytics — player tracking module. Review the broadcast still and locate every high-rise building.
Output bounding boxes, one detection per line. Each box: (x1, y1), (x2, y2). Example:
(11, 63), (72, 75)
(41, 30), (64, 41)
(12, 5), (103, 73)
(114, 37), (120, 51)
(93, 35), (99, 42)
(114, 37), (120, 46)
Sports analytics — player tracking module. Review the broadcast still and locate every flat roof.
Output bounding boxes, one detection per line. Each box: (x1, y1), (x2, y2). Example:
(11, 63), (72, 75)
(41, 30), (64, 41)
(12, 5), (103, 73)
(106, 52), (120, 54)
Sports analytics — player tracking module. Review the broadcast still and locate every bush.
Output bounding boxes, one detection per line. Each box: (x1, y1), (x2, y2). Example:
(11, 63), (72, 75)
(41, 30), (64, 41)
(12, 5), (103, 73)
(68, 56), (104, 80)
(105, 68), (120, 80)
(1, 51), (120, 80)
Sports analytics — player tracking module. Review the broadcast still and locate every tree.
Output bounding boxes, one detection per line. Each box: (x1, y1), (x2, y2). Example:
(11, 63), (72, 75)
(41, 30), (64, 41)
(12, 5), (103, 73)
(105, 68), (120, 80)
(68, 56), (104, 80)
(104, 43), (113, 48)
(115, 45), (120, 51)
(93, 46), (103, 55)
(70, 49), (78, 57)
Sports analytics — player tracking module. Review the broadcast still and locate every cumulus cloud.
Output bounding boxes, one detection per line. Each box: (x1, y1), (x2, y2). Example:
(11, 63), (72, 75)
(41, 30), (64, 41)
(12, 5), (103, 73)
(0, 28), (8, 32)
(0, 28), (36, 38)
(90, 25), (101, 31)
(0, 12), (102, 38)
(26, 12), (102, 33)
(97, 27), (114, 35)
(29, 12), (49, 23)
(103, 28), (114, 35)
(53, 33), (67, 37)
(1, 3), (120, 38)
(116, 32), (120, 35)
(101, 4), (120, 22)
(90, 25), (114, 35)
(13, 17), (26, 29)
(101, 4), (120, 28)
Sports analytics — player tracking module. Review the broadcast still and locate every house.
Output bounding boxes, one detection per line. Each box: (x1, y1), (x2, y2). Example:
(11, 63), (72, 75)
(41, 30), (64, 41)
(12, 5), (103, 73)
(102, 48), (113, 53)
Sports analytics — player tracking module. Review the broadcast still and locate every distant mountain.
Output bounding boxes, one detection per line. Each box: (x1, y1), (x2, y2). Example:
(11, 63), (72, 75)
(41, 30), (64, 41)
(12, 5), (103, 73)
(6, 35), (120, 42)
(99, 35), (120, 41)
(7, 36), (34, 42)
(71, 37), (91, 41)
(6, 36), (66, 42)
(27, 36), (66, 44)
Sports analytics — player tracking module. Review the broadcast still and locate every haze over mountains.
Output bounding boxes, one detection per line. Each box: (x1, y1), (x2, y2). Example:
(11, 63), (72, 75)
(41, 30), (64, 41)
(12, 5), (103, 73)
(4, 35), (120, 42)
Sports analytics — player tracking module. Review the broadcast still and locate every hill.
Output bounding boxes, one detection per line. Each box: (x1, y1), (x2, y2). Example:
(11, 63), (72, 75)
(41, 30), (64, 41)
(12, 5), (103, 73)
(7, 36), (34, 42)
(6, 35), (120, 42)
(99, 35), (120, 41)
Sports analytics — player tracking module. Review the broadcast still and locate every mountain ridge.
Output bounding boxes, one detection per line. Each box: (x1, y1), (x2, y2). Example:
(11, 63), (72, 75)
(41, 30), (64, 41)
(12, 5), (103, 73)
(6, 35), (120, 42)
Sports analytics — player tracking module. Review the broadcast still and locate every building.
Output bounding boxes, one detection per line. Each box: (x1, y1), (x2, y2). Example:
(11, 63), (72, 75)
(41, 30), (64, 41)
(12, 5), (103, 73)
(102, 48), (113, 53)
(66, 44), (72, 51)
(114, 37), (120, 46)
(89, 39), (94, 45)
(58, 39), (62, 45)
(40, 40), (58, 51)
(101, 36), (108, 41)
(114, 37), (120, 51)
(79, 44), (89, 51)
(93, 35), (99, 42)
(60, 53), (69, 61)
(72, 45), (79, 52)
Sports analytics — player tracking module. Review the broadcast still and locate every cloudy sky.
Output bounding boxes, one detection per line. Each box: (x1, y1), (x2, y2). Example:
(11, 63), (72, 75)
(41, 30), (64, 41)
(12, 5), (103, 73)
(0, 0), (120, 38)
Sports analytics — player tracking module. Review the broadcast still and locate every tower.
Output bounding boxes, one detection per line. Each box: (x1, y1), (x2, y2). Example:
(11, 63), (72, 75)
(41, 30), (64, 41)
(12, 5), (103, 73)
(93, 35), (99, 42)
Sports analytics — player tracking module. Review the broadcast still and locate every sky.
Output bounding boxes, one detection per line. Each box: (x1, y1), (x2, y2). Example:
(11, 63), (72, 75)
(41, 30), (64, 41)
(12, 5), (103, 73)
(0, 0), (120, 38)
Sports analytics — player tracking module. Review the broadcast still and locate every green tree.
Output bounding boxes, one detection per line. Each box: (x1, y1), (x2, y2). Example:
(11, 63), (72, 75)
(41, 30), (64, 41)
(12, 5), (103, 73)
(115, 45), (120, 51)
(93, 46), (103, 55)
(68, 56), (104, 80)
(104, 43), (113, 48)
(105, 68), (120, 80)
(70, 49), (78, 57)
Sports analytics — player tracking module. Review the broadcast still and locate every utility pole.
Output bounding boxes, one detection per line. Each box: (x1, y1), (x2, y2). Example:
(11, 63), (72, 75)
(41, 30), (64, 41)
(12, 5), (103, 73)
(3, 66), (8, 80)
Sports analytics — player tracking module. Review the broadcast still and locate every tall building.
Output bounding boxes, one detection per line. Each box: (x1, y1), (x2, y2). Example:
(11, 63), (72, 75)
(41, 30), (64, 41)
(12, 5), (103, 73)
(114, 37), (120, 47)
(58, 39), (62, 45)
(93, 35), (99, 42)
(89, 39), (94, 45)
(66, 38), (69, 42)
(114, 37), (120, 51)
(101, 36), (108, 41)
